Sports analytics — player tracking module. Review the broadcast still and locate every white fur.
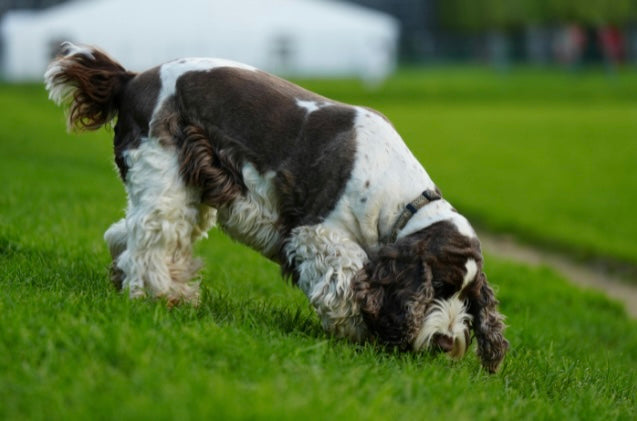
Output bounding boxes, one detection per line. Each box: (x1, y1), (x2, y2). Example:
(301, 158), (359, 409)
(284, 225), (369, 341)
(323, 107), (437, 248)
(114, 137), (215, 302)
(44, 42), (96, 108)
(104, 218), (128, 261)
(296, 99), (320, 113)
(316, 107), (476, 246)
(295, 99), (332, 114)
(44, 62), (72, 107)
(60, 41), (95, 59)
(412, 258), (477, 355)
(399, 199), (477, 240)
(216, 163), (281, 259)
(413, 295), (473, 358)
(462, 259), (478, 290)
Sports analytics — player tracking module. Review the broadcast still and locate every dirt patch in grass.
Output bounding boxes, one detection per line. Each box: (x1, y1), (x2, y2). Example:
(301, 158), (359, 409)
(480, 230), (637, 319)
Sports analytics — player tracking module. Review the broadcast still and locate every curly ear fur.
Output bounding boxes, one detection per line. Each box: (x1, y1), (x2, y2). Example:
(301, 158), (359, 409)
(468, 273), (509, 373)
(353, 239), (435, 350)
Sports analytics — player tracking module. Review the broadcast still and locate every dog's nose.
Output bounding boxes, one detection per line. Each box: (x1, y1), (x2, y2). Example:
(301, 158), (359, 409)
(433, 334), (454, 353)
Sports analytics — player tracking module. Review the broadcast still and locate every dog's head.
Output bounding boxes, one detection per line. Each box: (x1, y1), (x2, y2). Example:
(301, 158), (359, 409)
(354, 220), (509, 372)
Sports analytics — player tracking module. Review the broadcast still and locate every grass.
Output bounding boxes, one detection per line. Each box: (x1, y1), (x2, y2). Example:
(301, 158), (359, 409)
(0, 71), (636, 419)
(2, 238), (636, 419)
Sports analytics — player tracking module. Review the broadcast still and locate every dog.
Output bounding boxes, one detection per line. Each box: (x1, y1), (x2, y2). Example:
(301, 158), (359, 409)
(45, 42), (508, 372)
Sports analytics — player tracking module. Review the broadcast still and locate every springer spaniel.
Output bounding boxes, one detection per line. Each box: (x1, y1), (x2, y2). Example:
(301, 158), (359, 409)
(45, 42), (508, 372)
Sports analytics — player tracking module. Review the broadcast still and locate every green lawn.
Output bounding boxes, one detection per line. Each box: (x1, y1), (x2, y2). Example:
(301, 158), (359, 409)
(1, 73), (636, 419)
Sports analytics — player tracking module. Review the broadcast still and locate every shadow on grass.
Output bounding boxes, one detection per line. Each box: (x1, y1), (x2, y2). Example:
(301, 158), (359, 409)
(196, 286), (324, 338)
(194, 286), (459, 370)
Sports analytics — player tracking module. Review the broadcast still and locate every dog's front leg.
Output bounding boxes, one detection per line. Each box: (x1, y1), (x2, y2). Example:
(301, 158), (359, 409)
(284, 224), (369, 342)
(112, 138), (209, 304)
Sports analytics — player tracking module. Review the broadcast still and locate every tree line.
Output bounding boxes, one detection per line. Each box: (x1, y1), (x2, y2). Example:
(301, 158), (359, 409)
(440, 0), (637, 30)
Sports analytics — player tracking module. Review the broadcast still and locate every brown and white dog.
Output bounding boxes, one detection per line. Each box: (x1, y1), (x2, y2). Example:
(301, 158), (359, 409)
(45, 42), (508, 372)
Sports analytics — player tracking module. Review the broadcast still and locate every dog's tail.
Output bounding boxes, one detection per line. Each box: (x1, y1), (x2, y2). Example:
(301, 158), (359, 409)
(44, 42), (136, 132)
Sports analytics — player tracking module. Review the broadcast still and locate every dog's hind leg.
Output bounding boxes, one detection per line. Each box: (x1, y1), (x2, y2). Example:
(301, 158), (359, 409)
(284, 224), (369, 341)
(104, 218), (128, 290)
(114, 137), (214, 304)
(105, 206), (216, 294)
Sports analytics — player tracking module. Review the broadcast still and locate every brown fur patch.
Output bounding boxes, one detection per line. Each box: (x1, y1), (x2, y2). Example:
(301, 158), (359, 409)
(273, 105), (357, 232)
(174, 68), (318, 171)
(114, 67), (161, 180)
(173, 67), (357, 236)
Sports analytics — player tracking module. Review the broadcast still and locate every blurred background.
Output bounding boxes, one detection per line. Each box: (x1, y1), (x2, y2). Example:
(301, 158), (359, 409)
(1, 0), (637, 81)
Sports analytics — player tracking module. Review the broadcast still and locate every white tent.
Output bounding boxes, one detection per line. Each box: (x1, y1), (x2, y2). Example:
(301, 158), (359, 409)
(1, 0), (399, 82)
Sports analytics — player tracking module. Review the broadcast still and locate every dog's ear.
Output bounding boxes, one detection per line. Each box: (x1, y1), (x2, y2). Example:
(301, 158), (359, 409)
(352, 266), (380, 319)
(352, 247), (397, 321)
(353, 243), (434, 349)
(468, 272), (509, 373)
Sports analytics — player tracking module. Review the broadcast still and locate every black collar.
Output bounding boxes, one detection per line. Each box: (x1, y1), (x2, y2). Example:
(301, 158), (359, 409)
(386, 189), (441, 243)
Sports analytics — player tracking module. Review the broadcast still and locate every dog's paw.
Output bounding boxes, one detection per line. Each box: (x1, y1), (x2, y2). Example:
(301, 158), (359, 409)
(165, 282), (201, 307)
(109, 261), (125, 291)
